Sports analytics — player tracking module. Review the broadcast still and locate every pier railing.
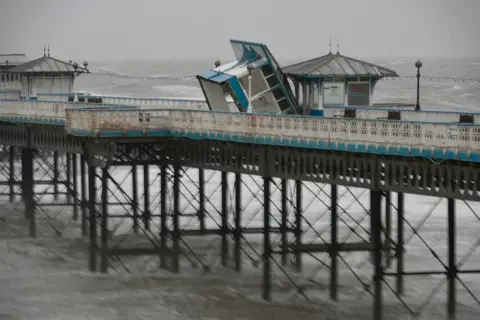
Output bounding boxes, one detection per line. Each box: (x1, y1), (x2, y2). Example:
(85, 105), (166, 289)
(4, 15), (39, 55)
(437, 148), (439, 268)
(0, 100), (136, 124)
(30, 94), (480, 125)
(65, 108), (480, 157)
(36, 93), (209, 109)
(97, 96), (208, 109)
(323, 106), (480, 124)
(0, 90), (21, 100)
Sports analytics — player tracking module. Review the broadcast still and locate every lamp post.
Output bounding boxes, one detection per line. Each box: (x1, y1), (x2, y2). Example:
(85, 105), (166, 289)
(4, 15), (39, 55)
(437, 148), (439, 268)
(415, 60), (422, 111)
(83, 61), (89, 73)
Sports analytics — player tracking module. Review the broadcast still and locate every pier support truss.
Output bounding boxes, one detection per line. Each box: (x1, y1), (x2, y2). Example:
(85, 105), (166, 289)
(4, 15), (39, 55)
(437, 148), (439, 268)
(0, 146), (86, 238)
(1, 132), (480, 319)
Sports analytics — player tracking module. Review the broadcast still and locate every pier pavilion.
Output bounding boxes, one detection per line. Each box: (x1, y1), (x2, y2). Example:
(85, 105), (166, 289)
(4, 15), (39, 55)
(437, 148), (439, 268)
(0, 53), (28, 97)
(282, 47), (398, 115)
(0, 53), (28, 72)
(1, 47), (87, 99)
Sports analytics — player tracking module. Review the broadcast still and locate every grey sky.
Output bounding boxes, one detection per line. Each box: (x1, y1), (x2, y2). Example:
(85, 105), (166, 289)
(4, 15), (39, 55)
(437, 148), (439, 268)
(1, 0), (479, 61)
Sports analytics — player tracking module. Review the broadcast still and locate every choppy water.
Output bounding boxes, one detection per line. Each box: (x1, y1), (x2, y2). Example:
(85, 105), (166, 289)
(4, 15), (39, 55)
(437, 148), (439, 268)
(2, 174), (480, 320)
(75, 57), (480, 111)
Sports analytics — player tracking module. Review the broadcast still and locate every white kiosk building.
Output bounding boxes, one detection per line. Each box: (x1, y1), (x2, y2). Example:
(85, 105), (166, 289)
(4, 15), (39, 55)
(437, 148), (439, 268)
(1, 47), (87, 100)
(282, 47), (398, 116)
(0, 53), (28, 99)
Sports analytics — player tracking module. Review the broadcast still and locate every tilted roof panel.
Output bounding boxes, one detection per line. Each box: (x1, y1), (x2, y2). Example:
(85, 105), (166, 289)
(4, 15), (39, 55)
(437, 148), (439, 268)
(283, 52), (398, 79)
(8, 56), (86, 73)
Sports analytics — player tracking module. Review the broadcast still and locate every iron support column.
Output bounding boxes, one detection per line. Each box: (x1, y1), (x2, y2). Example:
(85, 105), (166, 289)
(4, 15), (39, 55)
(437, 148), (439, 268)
(221, 171), (229, 267)
(143, 164), (150, 230)
(371, 189), (383, 320)
(88, 164), (97, 272)
(172, 166), (180, 273)
(160, 165), (168, 269)
(281, 179), (288, 266)
(295, 180), (302, 272)
(80, 154), (88, 237)
(72, 153), (79, 221)
(330, 184), (338, 301)
(66, 153), (72, 204)
(385, 191), (392, 268)
(198, 169), (205, 232)
(9, 146), (15, 203)
(100, 166), (109, 273)
(447, 198), (456, 319)
(234, 173), (242, 272)
(262, 175), (271, 301)
(22, 148), (35, 237)
(53, 151), (59, 201)
(396, 192), (404, 295)
(132, 163), (139, 233)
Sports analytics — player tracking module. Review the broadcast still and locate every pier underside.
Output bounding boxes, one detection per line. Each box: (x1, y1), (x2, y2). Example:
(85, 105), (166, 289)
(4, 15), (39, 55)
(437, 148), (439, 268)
(1, 123), (480, 319)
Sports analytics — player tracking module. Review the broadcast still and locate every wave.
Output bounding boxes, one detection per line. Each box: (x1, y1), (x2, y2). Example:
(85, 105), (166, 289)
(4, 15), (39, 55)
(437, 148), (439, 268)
(74, 90), (129, 98)
(383, 60), (411, 66)
(75, 91), (208, 101)
(94, 67), (128, 76)
(152, 84), (203, 97)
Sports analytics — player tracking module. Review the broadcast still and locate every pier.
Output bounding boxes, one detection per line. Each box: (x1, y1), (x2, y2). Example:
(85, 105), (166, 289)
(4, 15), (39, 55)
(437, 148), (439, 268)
(0, 40), (479, 319)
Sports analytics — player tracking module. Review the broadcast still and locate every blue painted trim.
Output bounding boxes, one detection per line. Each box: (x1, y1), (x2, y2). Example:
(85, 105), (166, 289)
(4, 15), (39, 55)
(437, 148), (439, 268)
(199, 70), (221, 80)
(311, 109), (325, 116)
(0, 90), (21, 93)
(0, 115), (64, 125)
(209, 72), (233, 83)
(198, 70), (233, 83)
(228, 77), (249, 111)
(67, 127), (480, 163)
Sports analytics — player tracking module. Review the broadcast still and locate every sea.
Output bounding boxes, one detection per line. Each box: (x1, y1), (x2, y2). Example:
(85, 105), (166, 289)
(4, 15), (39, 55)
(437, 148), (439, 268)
(74, 57), (480, 111)
(1, 57), (480, 320)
